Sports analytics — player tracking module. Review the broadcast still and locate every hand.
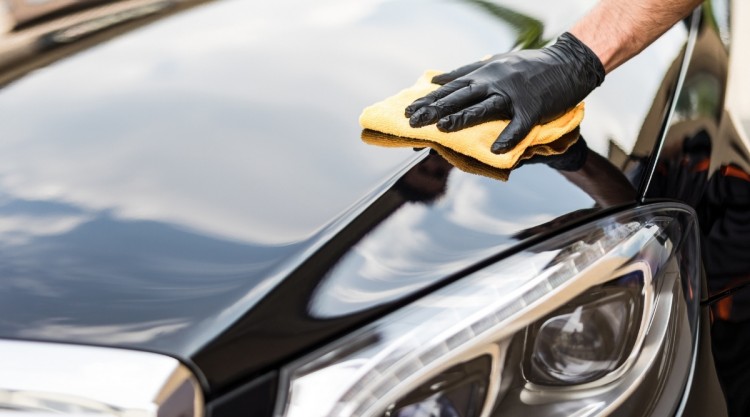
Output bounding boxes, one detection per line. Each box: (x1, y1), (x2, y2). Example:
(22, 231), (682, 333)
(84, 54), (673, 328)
(404, 32), (604, 154)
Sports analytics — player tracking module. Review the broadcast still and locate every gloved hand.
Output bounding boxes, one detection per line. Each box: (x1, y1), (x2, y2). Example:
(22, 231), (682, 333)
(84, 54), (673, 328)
(404, 32), (605, 154)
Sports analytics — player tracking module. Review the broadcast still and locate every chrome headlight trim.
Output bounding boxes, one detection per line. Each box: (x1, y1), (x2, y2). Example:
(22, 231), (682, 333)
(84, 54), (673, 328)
(0, 339), (204, 417)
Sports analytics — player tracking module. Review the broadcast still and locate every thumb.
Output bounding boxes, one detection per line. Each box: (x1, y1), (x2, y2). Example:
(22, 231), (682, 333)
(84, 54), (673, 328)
(491, 117), (532, 154)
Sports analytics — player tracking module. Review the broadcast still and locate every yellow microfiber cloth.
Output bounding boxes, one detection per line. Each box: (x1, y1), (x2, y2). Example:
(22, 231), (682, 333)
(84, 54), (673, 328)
(359, 70), (585, 171)
(362, 128), (580, 182)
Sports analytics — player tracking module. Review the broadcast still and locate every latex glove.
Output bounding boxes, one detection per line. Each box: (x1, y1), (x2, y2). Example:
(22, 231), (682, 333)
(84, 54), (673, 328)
(405, 32), (604, 154)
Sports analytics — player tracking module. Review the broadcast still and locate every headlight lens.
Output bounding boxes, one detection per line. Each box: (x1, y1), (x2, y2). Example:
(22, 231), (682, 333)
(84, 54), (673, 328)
(524, 272), (645, 386)
(275, 204), (700, 417)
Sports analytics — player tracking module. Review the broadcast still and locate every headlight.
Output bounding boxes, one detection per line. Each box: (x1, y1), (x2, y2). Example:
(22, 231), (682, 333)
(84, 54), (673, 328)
(523, 270), (647, 386)
(275, 204), (700, 417)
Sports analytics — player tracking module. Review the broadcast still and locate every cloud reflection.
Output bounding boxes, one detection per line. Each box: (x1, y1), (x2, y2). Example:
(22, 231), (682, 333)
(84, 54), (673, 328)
(0, 0), (523, 246)
(19, 318), (190, 345)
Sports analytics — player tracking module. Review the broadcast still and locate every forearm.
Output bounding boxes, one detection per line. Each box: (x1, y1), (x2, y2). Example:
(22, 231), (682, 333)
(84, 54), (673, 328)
(570, 0), (702, 73)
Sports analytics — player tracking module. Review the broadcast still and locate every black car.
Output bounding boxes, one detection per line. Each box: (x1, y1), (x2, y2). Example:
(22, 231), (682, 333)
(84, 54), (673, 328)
(0, 0), (741, 416)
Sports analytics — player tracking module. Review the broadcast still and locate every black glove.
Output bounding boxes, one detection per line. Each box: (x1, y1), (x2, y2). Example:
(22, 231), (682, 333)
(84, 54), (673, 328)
(404, 32), (605, 154)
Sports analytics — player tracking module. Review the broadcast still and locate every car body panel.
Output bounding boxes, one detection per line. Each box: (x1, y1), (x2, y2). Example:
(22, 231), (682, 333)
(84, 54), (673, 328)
(1, 0), (733, 401)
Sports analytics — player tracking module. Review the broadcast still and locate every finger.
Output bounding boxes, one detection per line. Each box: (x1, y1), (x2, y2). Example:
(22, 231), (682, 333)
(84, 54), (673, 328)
(433, 84), (486, 110)
(409, 81), (476, 127)
(405, 95), (436, 118)
(405, 79), (466, 118)
(491, 117), (533, 154)
(409, 85), (486, 128)
(432, 61), (486, 85)
(436, 94), (511, 132)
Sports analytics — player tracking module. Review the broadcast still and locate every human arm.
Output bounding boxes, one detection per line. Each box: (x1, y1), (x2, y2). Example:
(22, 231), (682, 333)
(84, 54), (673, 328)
(570, 0), (703, 72)
(405, 0), (702, 153)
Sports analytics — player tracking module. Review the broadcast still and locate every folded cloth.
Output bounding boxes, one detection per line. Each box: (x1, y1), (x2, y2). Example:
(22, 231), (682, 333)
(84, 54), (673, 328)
(362, 128), (580, 182)
(359, 70), (585, 170)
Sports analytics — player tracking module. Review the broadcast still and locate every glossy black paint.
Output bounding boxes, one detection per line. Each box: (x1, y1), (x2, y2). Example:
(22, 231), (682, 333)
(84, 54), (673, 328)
(0, 0), (734, 405)
(208, 371), (277, 417)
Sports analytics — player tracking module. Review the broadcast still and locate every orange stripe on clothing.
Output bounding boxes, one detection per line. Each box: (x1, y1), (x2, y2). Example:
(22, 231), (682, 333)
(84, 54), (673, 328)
(716, 295), (733, 321)
(692, 158), (710, 173)
(721, 165), (750, 182)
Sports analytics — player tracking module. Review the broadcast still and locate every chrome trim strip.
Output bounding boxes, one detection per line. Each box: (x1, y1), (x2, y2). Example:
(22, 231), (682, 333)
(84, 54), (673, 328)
(0, 339), (204, 417)
(674, 322), (700, 417)
(639, 6), (701, 202)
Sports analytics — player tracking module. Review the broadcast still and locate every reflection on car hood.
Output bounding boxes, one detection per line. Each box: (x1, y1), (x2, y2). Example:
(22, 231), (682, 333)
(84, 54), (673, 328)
(0, 0), (688, 392)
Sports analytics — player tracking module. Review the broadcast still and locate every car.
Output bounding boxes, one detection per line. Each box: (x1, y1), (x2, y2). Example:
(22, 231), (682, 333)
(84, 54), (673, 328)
(0, 0), (741, 416)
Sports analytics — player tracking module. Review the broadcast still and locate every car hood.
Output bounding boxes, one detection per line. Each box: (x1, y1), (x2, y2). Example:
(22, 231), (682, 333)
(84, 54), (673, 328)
(0, 0), (689, 392)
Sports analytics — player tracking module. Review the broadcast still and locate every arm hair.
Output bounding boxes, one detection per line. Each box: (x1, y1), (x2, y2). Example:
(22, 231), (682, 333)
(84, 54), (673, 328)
(570, 0), (702, 73)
